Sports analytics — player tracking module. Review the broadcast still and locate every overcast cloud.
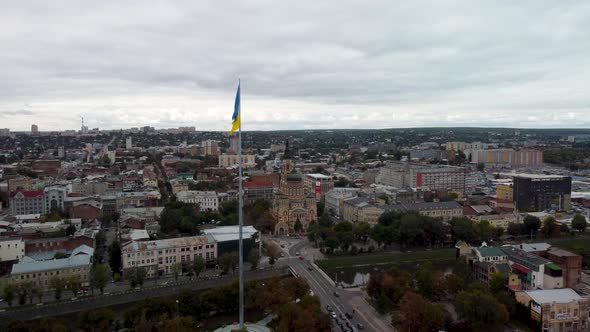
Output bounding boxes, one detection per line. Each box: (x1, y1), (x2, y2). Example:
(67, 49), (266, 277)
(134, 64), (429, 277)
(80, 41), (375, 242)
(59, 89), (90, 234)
(0, 1), (589, 131)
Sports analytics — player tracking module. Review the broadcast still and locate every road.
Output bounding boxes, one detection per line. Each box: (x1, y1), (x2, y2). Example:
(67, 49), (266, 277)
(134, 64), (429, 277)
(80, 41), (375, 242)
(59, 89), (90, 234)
(0, 267), (290, 324)
(286, 239), (395, 332)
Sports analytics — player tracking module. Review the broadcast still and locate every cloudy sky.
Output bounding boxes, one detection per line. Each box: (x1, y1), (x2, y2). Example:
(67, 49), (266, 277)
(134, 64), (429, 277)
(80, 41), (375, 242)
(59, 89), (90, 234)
(1, 1), (589, 131)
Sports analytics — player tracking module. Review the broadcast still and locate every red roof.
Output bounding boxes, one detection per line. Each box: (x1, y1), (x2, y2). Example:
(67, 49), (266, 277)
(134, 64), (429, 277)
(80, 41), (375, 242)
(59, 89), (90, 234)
(511, 263), (531, 274)
(14, 190), (44, 198)
(244, 181), (273, 188)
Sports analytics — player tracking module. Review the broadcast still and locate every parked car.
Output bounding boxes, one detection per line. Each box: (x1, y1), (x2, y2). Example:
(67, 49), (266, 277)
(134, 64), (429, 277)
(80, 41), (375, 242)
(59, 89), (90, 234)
(357, 323), (365, 330)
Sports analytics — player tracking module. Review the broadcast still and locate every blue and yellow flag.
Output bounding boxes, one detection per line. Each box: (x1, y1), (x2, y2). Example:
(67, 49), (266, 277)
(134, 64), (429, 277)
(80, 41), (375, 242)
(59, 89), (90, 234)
(229, 83), (240, 134)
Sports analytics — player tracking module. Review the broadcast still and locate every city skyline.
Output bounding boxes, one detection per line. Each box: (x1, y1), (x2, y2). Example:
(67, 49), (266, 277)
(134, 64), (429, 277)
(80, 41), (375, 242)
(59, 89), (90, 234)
(1, 1), (590, 131)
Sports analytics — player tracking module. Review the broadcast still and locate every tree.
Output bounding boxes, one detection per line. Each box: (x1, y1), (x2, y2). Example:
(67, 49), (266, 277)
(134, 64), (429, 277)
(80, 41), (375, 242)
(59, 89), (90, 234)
(67, 275), (81, 296)
(450, 217), (479, 243)
(294, 219), (303, 232)
(17, 283), (28, 305)
(397, 292), (447, 332)
(192, 256), (205, 277)
(94, 264), (110, 294)
(269, 255), (276, 267)
(2, 283), (15, 306)
(220, 251), (239, 273)
(523, 215), (541, 235)
(171, 263), (182, 282)
(65, 224), (77, 236)
(49, 277), (66, 300)
(455, 286), (509, 331)
(489, 272), (505, 294)
(541, 216), (557, 238)
(248, 248), (260, 270)
(79, 308), (114, 331)
(415, 261), (435, 299)
(507, 222), (526, 237)
(572, 214), (587, 232)
(53, 251), (67, 259)
(127, 267), (147, 288)
(108, 241), (122, 273)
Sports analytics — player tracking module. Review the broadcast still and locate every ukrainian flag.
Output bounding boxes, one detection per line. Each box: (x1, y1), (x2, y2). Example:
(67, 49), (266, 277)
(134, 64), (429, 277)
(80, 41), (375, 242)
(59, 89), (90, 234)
(230, 82), (240, 134)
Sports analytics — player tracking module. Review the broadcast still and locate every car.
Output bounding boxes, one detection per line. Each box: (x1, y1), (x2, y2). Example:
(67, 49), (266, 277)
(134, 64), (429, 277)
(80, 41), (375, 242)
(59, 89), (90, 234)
(331, 312), (337, 319)
(280, 244), (285, 248)
(340, 313), (346, 320)
(299, 256), (304, 260)
(36, 303), (44, 306)
(280, 253), (285, 257)
(307, 266), (313, 271)
(326, 305), (332, 312)
(356, 323), (365, 330)
(295, 251), (300, 255)
(345, 312), (353, 319)
(333, 291), (340, 297)
(162, 281), (170, 285)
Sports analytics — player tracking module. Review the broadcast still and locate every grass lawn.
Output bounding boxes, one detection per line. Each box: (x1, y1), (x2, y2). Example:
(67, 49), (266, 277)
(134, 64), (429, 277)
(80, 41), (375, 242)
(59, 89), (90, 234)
(316, 248), (456, 270)
(546, 234), (590, 252)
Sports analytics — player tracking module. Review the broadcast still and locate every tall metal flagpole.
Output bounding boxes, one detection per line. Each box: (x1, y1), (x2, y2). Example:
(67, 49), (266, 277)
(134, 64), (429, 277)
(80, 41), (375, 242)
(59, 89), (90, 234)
(237, 79), (245, 329)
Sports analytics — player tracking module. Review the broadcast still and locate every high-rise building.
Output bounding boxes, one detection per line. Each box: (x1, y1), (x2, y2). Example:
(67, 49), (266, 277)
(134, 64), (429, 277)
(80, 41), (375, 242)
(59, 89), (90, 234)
(31, 124), (38, 135)
(229, 134), (240, 154)
(304, 173), (334, 201)
(0, 128), (10, 136)
(202, 140), (219, 156)
(126, 137), (133, 149)
(469, 149), (543, 168)
(512, 174), (572, 212)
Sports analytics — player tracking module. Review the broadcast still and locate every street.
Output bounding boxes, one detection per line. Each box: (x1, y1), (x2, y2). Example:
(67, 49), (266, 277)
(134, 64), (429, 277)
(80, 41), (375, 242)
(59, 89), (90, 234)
(280, 238), (395, 332)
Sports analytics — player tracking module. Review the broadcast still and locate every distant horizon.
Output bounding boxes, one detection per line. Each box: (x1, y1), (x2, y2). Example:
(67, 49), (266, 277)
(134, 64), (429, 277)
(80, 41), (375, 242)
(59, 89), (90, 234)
(3, 125), (590, 133)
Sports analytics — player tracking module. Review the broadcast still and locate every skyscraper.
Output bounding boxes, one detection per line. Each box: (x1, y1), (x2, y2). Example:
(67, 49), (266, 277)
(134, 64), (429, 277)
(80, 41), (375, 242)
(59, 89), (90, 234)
(31, 124), (38, 135)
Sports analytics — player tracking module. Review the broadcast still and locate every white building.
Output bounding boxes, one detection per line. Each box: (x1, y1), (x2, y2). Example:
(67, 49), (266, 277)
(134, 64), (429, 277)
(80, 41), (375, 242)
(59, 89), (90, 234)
(121, 235), (217, 278)
(0, 238), (25, 262)
(176, 190), (219, 210)
(126, 137), (133, 149)
(325, 188), (360, 218)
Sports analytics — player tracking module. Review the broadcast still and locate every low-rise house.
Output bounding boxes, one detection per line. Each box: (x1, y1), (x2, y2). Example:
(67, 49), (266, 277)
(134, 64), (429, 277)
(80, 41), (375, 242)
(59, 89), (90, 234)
(0, 237), (25, 262)
(501, 246), (564, 290)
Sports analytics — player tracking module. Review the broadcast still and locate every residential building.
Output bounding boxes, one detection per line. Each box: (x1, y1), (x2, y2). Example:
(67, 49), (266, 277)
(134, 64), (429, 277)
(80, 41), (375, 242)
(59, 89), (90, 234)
(512, 174), (572, 211)
(176, 190), (219, 210)
(25, 235), (94, 254)
(472, 213), (518, 230)
(10, 190), (44, 216)
(31, 124), (38, 134)
(542, 248), (582, 288)
(244, 181), (274, 204)
(7, 176), (32, 193)
(496, 183), (513, 201)
(11, 245), (94, 290)
(303, 173), (334, 201)
(126, 137), (133, 149)
(501, 246), (564, 290)
(142, 166), (158, 188)
(342, 196), (385, 225)
(0, 238), (25, 262)
(121, 235), (217, 278)
(170, 178), (191, 194)
(218, 154), (256, 167)
(325, 188), (360, 218)
(31, 160), (62, 176)
(470, 149), (543, 168)
(228, 134), (240, 154)
(385, 201), (463, 221)
(69, 203), (102, 221)
(515, 288), (589, 332)
(202, 140), (219, 156)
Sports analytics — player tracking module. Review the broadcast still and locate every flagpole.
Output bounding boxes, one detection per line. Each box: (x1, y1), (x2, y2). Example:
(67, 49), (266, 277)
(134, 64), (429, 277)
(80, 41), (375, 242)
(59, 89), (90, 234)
(237, 79), (245, 329)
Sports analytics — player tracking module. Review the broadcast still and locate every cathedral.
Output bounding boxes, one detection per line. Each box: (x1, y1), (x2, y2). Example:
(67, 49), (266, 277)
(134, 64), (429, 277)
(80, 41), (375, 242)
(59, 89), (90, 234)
(272, 142), (317, 235)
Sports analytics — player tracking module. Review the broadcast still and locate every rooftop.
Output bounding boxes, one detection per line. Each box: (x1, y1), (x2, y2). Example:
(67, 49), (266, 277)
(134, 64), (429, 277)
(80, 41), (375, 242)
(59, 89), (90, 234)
(476, 246), (506, 257)
(547, 247), (580, 257)
(525, 288), (581, 304)
(305, 173), (332, 179)
(123, 235), (214, 252)
(386, 201), (462, 212)
(501, 246), (551, 271)
(12, 245), (93, 275)
(204, 226), (258, 242)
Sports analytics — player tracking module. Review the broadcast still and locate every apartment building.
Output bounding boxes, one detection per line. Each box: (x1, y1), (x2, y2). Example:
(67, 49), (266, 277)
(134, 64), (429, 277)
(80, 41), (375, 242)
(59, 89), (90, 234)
(176, 190), (219, 210)
(218, 154), (256, 168)
(542, 248), (582, 288)
(303, 173), (334, 201)
(7, 176), (33, 193)
(385, 201), (463, 221)
(496, 183), (513, 201)
(325, 188), (360, 218)
(244, 181), (274, 204)
(470, 149), (543, 168)
(342, 196), (385, 225)
(121, 235), (217, 278)
(0, 238), (25, 262)
(10, 190), (44, 216)
(202, 140), (220, 156)
(11, 245), (94, 290)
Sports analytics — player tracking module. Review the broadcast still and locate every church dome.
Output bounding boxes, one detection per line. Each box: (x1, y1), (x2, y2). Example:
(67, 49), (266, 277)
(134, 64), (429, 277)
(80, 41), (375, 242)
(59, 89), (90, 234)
(287, 173), (302, 181)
